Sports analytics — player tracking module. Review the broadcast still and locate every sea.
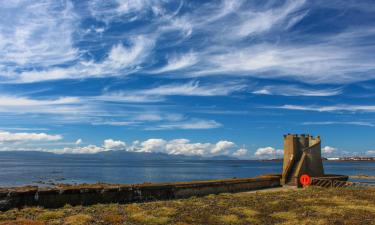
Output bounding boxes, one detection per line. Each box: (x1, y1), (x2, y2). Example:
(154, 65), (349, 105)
(0, 156), (374, 187)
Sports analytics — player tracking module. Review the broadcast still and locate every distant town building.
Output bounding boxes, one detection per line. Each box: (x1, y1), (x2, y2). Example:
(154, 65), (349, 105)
(327, 157), (340, 160)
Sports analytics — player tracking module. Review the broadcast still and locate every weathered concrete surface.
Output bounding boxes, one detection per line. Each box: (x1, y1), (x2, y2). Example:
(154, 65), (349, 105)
(0, 175), (281, 211)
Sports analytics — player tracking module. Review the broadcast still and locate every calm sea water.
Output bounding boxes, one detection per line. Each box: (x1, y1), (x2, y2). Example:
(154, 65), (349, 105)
(0, 157), (374, 187)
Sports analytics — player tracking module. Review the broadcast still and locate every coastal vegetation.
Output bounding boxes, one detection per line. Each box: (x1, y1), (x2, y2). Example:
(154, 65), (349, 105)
(0, 187), (374, 225)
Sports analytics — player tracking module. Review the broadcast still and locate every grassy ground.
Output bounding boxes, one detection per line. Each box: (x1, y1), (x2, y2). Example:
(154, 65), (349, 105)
(0, 187), (374, 225)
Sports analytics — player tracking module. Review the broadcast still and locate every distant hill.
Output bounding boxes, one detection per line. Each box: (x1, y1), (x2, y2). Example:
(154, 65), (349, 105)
(0, 151), (239, 161)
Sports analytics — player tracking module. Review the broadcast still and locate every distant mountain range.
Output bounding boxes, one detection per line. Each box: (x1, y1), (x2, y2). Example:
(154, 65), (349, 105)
(0, 151), (238, 161)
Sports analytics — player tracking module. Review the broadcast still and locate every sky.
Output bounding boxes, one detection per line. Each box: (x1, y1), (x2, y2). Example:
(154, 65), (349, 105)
(0, 0), (374, 158)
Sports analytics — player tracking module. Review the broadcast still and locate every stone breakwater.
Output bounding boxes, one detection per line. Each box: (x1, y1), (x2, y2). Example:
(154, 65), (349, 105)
(0, 175), (281, 211)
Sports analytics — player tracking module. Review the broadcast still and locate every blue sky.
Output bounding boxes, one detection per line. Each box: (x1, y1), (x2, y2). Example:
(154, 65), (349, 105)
(0, 0), (374, 158)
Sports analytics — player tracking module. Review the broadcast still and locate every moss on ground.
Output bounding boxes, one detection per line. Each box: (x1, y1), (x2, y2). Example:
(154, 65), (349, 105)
(0, 187), (374, 225)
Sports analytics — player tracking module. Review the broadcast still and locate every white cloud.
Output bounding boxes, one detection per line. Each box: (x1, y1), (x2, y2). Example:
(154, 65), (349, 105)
(1, 1), (375, 85)
(366, 150), (375, 156)
(129, 138), (241, 157)
(0, 1), (78, 68)
(103, 139), (126, 150)
(302, 121), (375, 127)
(137, 139), (167, 153)
(233, 0), (307, 38)
(0, 96), (79, 107)
(0, 95), (88, 114)
(93, 81), (246, 106)
(140, 81), (246, 97)
(233, 148), (248, 157)
(100, 36), (153, 72)
(151, 119), (222, 130)
(170, 2), (375, 85)
(255, 147), (283, 158)
(211, 140), (236, 154)
(54, 145), (104, 154)
(91, 121), (139, 126)
(89, 0), (150, 23)
(116, 0), (149, 14)
(161, 16), (193, 38)
(152, 52), (198, 73)
(252, 85), (342, 96)
(16, 36), (154, 83)
(75, 139), (82, 145)
(191, 41), (375, 84)
(322, 146), (337, 154)
(93, 92), (163, 103)
(0, 131), (62, 142)
(53, 139), (126, 154)
(274, 104), (375, 112)
(0, 127), (49, 131)
(0, 93), (224, 130)
(0, 136), (250, 158)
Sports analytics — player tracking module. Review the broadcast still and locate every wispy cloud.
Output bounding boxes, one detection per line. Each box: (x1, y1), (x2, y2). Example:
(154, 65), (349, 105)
(190, 40), (375, 83)
(92, 91), (163, 103)
(2, 0), (375, 85)
(91, 121), (140, 126)
(0, 127), (49, 131)
(0, 95), (87, 114)
(0, 130), (62, 142)
(302, 121), (375, 127)
(15, 35), (154, 83)
(0, 93), (224, 130)
(0, 1), (79, 68)
(152, 52), (198, 73)
(138, 81), (246, 96)
(252, 85), (342, 96)
(272, 104), (375, 112)
(88, 0), (151, 23)
(146, 119), (222, 130)
(231, 0), (307, 38)
(95, 80), (246, 103)
(0, 96), (79, 106)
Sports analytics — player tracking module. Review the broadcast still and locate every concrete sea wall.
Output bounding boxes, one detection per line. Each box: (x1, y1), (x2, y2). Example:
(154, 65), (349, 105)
(0, 175), (281, 211)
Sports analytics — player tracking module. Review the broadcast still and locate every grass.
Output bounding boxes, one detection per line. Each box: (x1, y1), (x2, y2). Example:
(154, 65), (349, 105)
(36, 211), (65, 221)
(0, 187), (374, 224)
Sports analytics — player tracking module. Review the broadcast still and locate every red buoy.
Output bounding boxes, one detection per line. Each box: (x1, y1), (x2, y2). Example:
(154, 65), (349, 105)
(300, 174), (311, 186)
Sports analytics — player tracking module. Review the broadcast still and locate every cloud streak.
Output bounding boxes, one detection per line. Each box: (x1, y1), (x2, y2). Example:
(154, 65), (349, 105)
(252, 85), (342, 96)
(273, 104), (375, 112)
(302, 121), (375, 127)
(0, 131), (62, 142)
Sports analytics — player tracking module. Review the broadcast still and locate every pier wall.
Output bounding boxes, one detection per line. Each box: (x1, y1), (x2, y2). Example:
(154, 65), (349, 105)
(0, 175), (281, 211)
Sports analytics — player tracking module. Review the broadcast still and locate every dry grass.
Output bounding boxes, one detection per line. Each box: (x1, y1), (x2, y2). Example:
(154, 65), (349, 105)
(0, 187), (374, 225)
(36, 211), (64, 221)
(216, 214), (240, 224)
(101, 213), (123, 225)
(63, 214), (92, 225)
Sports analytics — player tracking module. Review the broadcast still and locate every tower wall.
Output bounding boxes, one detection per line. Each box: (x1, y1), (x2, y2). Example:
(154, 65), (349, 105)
(281, 134), (324, 186)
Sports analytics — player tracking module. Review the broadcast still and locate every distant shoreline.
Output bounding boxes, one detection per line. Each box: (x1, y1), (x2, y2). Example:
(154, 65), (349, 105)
(349, 175), (375, 180)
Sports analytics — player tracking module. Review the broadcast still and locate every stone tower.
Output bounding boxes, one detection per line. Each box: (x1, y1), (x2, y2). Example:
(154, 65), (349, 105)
(281, 134), (324, 186)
